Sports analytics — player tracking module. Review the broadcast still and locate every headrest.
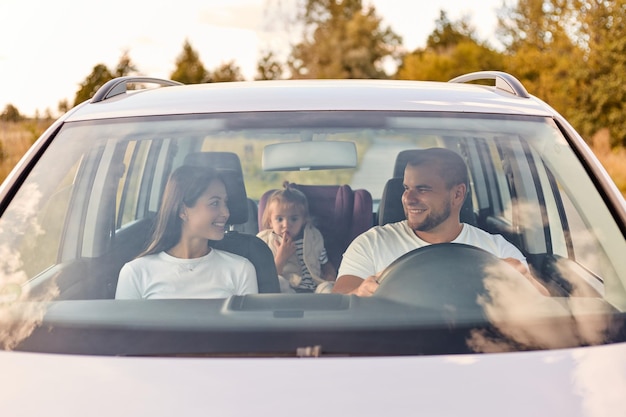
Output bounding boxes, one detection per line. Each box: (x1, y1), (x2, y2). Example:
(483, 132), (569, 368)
(258, 183), (353, 229)
(378, 178), (406, 226)
(393, 149), (424, 178)
(183, 152), (248, 225)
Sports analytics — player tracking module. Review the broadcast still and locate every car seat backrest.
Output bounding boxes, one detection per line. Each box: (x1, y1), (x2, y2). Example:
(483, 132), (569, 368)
(378, 178), (406, 226)
(258, 183), (373, 268)
(352, 189), (374, 240)
(234, 199), (259, 235)
(184, 151), (279, 293)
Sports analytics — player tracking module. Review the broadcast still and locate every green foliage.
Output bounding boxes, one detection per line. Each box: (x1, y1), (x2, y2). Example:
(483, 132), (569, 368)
(397, 40), (504, 82)
(170, 40), (207, 84)
(73, 64), (113, 106)
(113, 50), (138, 78)
(497, 0), (561, 51)
(73, 51), (138, 106)
(170, 41), (243, 84)
(426, 10), (476, 51)
(570, 0), (626, 146)
(496, 0), (626, 145)
(501, 31), (583, 122)
(207, 61), (245, 83)
(57, 99), (70, 115)
(255, 51), (284, 80)
(287, 0), (402, 79)
(397, 12), (504, 81)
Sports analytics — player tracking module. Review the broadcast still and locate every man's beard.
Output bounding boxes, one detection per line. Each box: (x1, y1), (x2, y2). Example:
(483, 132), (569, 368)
(406, 201), (451, 232)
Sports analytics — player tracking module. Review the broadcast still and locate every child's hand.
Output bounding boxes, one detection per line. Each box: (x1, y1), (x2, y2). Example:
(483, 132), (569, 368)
(274, 232), (296, 274)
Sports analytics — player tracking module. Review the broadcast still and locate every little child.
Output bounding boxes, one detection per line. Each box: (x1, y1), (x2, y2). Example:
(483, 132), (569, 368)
(257, 182), (336, 293)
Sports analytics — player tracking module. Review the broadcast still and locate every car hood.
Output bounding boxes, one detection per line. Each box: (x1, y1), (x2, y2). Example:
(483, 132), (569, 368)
(3, 342), (625, 416)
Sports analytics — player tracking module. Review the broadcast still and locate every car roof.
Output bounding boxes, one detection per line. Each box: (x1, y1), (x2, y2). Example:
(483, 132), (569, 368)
(65, 78), (555, 122)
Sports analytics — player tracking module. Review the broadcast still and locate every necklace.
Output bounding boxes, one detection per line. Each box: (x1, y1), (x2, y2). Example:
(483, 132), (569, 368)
(167, 247), (211, 273)
(182, 259), (204, 272)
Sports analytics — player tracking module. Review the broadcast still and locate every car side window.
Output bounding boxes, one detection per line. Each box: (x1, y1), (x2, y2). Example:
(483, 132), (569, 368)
(117, 140), (151, 229)
(114, 138), (173, 231)
(491, 142), (514, 224)
(0, 126), (90, 281)
(19, 160), (81, 277)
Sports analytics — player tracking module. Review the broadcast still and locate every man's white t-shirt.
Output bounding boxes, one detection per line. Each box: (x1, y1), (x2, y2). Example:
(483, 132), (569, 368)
(115, 249), (258, 299)
(338, 221), (527, 279)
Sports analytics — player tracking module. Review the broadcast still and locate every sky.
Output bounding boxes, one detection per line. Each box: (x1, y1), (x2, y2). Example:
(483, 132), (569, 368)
(0, 0), (507, 117)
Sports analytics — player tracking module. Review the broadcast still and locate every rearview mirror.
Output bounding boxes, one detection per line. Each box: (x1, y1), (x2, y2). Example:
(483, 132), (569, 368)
(262, 141), (357, 171)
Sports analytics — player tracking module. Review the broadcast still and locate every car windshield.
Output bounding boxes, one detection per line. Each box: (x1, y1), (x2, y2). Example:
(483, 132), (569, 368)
(1, 110), (625, 356)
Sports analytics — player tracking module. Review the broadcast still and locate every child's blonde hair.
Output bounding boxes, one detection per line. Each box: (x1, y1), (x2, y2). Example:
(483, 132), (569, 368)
(261, 181), (310, 229)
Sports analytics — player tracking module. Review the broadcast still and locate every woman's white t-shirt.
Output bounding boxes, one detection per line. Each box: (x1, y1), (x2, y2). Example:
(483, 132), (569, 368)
(338, 221), (527, 279)
(115, 249), (258, 299)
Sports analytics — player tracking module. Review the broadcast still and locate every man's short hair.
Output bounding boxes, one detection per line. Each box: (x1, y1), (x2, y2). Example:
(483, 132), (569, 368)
(405, 148), (469, 190)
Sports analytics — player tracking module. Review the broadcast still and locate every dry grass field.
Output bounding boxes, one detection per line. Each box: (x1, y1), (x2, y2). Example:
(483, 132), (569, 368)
(589, 128), (626, 196)
(0, 120), (625, 198)
(0, 120), (52, 180)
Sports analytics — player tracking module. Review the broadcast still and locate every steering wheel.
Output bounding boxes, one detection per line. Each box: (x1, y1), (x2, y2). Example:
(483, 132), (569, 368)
(374, 243), (528, 310)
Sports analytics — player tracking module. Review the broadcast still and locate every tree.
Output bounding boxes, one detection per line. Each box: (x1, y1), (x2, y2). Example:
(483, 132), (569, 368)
(73, 64), (114, 106)
(57, 99), (70, 115)
(113, 50), (138, 78)
(206, 61), (245, 83)
(1, 104), (22, 122)
(426, 10), (476, 52)
(497, 0), (560, 51)
(396, 11), (504, 81)
(170, 40), (207, 84)
(496, 0), (585, 130)
(496, 0), (626, 145)
(73, 52), (139, 106)
(255, 51), (284, 80)
(287, 0), (402, 79)
(571, 0), (626, 146)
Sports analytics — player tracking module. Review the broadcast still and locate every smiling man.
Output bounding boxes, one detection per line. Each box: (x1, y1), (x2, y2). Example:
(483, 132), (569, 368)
(333, 147), (547, 297)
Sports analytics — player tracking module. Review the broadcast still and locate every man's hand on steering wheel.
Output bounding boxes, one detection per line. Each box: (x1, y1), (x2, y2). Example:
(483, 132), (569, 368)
(503, 257), (549, 296)
(355, 274), (381, 297)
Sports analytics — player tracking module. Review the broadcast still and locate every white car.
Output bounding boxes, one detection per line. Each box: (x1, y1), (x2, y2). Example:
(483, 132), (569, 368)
(1, 73), (625, 416)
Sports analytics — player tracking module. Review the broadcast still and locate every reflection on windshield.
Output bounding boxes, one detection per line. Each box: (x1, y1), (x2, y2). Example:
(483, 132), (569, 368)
(467, 263), (618, 353)
(1, 111), (625, 357)
(0, 183), (58, 349)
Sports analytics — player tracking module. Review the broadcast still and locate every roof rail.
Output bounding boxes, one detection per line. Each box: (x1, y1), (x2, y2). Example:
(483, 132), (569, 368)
(448, 71), (530, 98)
(91, 76), (183, 103)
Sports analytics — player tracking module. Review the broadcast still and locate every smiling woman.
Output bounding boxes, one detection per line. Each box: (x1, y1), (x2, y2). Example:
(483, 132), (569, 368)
(115, 165), (259, 299)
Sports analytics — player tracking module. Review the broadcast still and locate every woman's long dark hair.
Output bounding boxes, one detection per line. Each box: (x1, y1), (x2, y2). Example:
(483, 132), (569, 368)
(140, 165), (222, 257)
